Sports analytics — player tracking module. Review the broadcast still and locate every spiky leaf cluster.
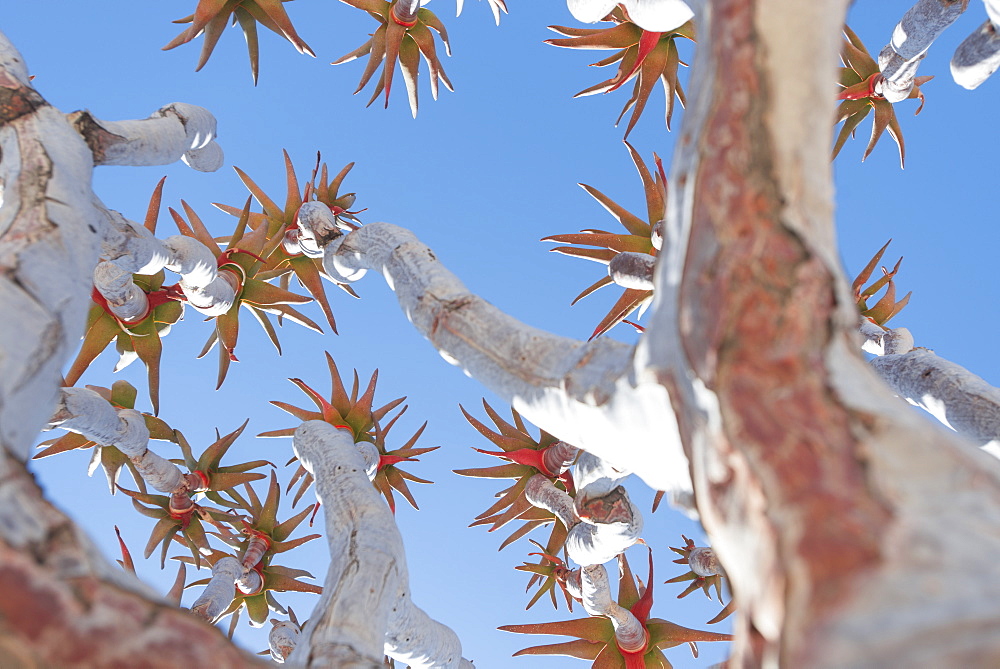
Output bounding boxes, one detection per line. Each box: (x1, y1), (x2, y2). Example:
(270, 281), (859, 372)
(454, 400), (574, 554)
(117, 422), (270, 567)
(501, 551), (731, 667)
(261, 352), (437, 512)
(188, 471), (322, 630)
(514, 539), (577, 612)
(543, 143), (664, 339)
(215, 151), (363, 334)
(334, 0), (453, 117)
(852, 240), (911, 326)
(834, 26), (932, 168)
(65, 179), (183, 414)
(666, 536), (734, 625)
(164, 0), (315, 84)
(547, 8), (693, 138)
(169, 197), (321, 389)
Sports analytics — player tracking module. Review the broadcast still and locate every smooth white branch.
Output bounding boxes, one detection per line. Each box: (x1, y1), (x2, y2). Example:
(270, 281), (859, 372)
(190, 556), (243, 622)
(951, 0), (1000, 89)
(47, 387), (184, 493)
(297, 219), (688, 494)
(877, 0), (969, 101)
(69, 102), (223, 171)
(288, 421), (471, 668)
(870, 328), (1000, 448)
(580, 563), (647, 653)
(97, 209), (238, 317)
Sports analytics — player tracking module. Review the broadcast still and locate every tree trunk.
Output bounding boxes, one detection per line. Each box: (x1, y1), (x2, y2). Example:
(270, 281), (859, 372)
(646, 0), (1000, 665)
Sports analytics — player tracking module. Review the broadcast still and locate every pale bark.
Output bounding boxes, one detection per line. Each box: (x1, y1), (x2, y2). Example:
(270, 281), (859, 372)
(302, 218), (691, 494)
(288, 421), (471, 669)
(869, 328), (1000, 448)
(0, 31), (260, 667)
(951, 7), (1000, 89)
(877, 0), (969, 101)
(48, 387), (185, 493)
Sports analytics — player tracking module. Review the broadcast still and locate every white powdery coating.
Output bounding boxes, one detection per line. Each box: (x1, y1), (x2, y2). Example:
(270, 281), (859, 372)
(877, 0), (968, 101)
(190, 556), (242, 622)
(163, 235), (238, 316)
(952, 17), (1000, 89)
(99, 208), (172, 274)
(48, 388), (185, 492)
(329, 222), (689, 493)
(566, 0), (693, 31)
(88, 102), (222, 170)
(270, 620), (301, 663)
(524, 474), (579, 530)
(608, 252), (656, 291)
(356, 440), (380, 481)
(289, 422), (469, 668)
(93, 261), (148, 322)
(384, 592), (466, 669)
(573, 451), (629, 498)
(870, 345), (1000, 447)
(580, 563), (646, 652)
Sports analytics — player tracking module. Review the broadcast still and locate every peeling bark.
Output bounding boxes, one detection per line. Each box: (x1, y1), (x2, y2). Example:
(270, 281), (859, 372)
(643, 0), (1000, 665)
(0, 451), (263, 667)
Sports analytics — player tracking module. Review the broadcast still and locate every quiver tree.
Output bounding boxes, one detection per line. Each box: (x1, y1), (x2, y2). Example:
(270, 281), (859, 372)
(5, 0), (1000, 667)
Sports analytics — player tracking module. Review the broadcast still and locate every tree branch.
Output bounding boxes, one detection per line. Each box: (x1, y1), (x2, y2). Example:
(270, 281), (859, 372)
(289, 421), (472, 668)
(295, 212), (691, 494)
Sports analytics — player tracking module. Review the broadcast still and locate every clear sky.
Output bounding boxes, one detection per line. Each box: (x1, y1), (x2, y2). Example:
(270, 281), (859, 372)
(3, 2), (1000, 668)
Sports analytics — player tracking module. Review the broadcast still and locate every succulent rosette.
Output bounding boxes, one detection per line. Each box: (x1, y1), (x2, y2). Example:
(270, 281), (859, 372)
(215, 151), (363, 334)
(334, 0), (453, 117)
(164, 0), (315, 83)
(548, 7), (694, 137)
(835, 26), (932, 167)
(260, 352), (436, 512)
(544, 143), (664, 339)
(502, 551), (731, 667)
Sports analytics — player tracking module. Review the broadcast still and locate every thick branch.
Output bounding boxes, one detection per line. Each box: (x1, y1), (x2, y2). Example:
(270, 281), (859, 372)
(870, 329), (1000, 448)
(307, 219), (689, 493)
(877, 0), (968, 101)
(289, 422), (471, 668)
(951, 1), (1000, 89)
(643, 0), (1000, 665)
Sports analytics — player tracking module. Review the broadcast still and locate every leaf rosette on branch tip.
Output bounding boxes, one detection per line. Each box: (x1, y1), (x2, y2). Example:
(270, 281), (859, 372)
(547, 7), (694, 138)
(164, 0), (315, 84)
(852, 240), (911, 327)
(834, 26), (932, 168)
(455, 400), (579, 554)
(35, 380), (176, 493)
(216, 151), (363, 334)
(115, 421), (270, 567)
(666, 536), (734, 625)
(543, 142), (665, 339)
(65, 179), (184, 415)
(502, 551), (731, 667)
(260, 351), (437, 512)
(186, 471), (322, 631)
(334, 0), (453, 117)
(515, 539), (578, 612)
(169, 196), (321, 389)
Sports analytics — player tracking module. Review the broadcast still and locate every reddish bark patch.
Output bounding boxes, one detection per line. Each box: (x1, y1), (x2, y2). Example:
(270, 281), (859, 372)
(677, 0), (891, 663)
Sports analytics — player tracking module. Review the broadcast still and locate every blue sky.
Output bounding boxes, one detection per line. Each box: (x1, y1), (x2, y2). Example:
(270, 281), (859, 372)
(4, 1), (1000, 667)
